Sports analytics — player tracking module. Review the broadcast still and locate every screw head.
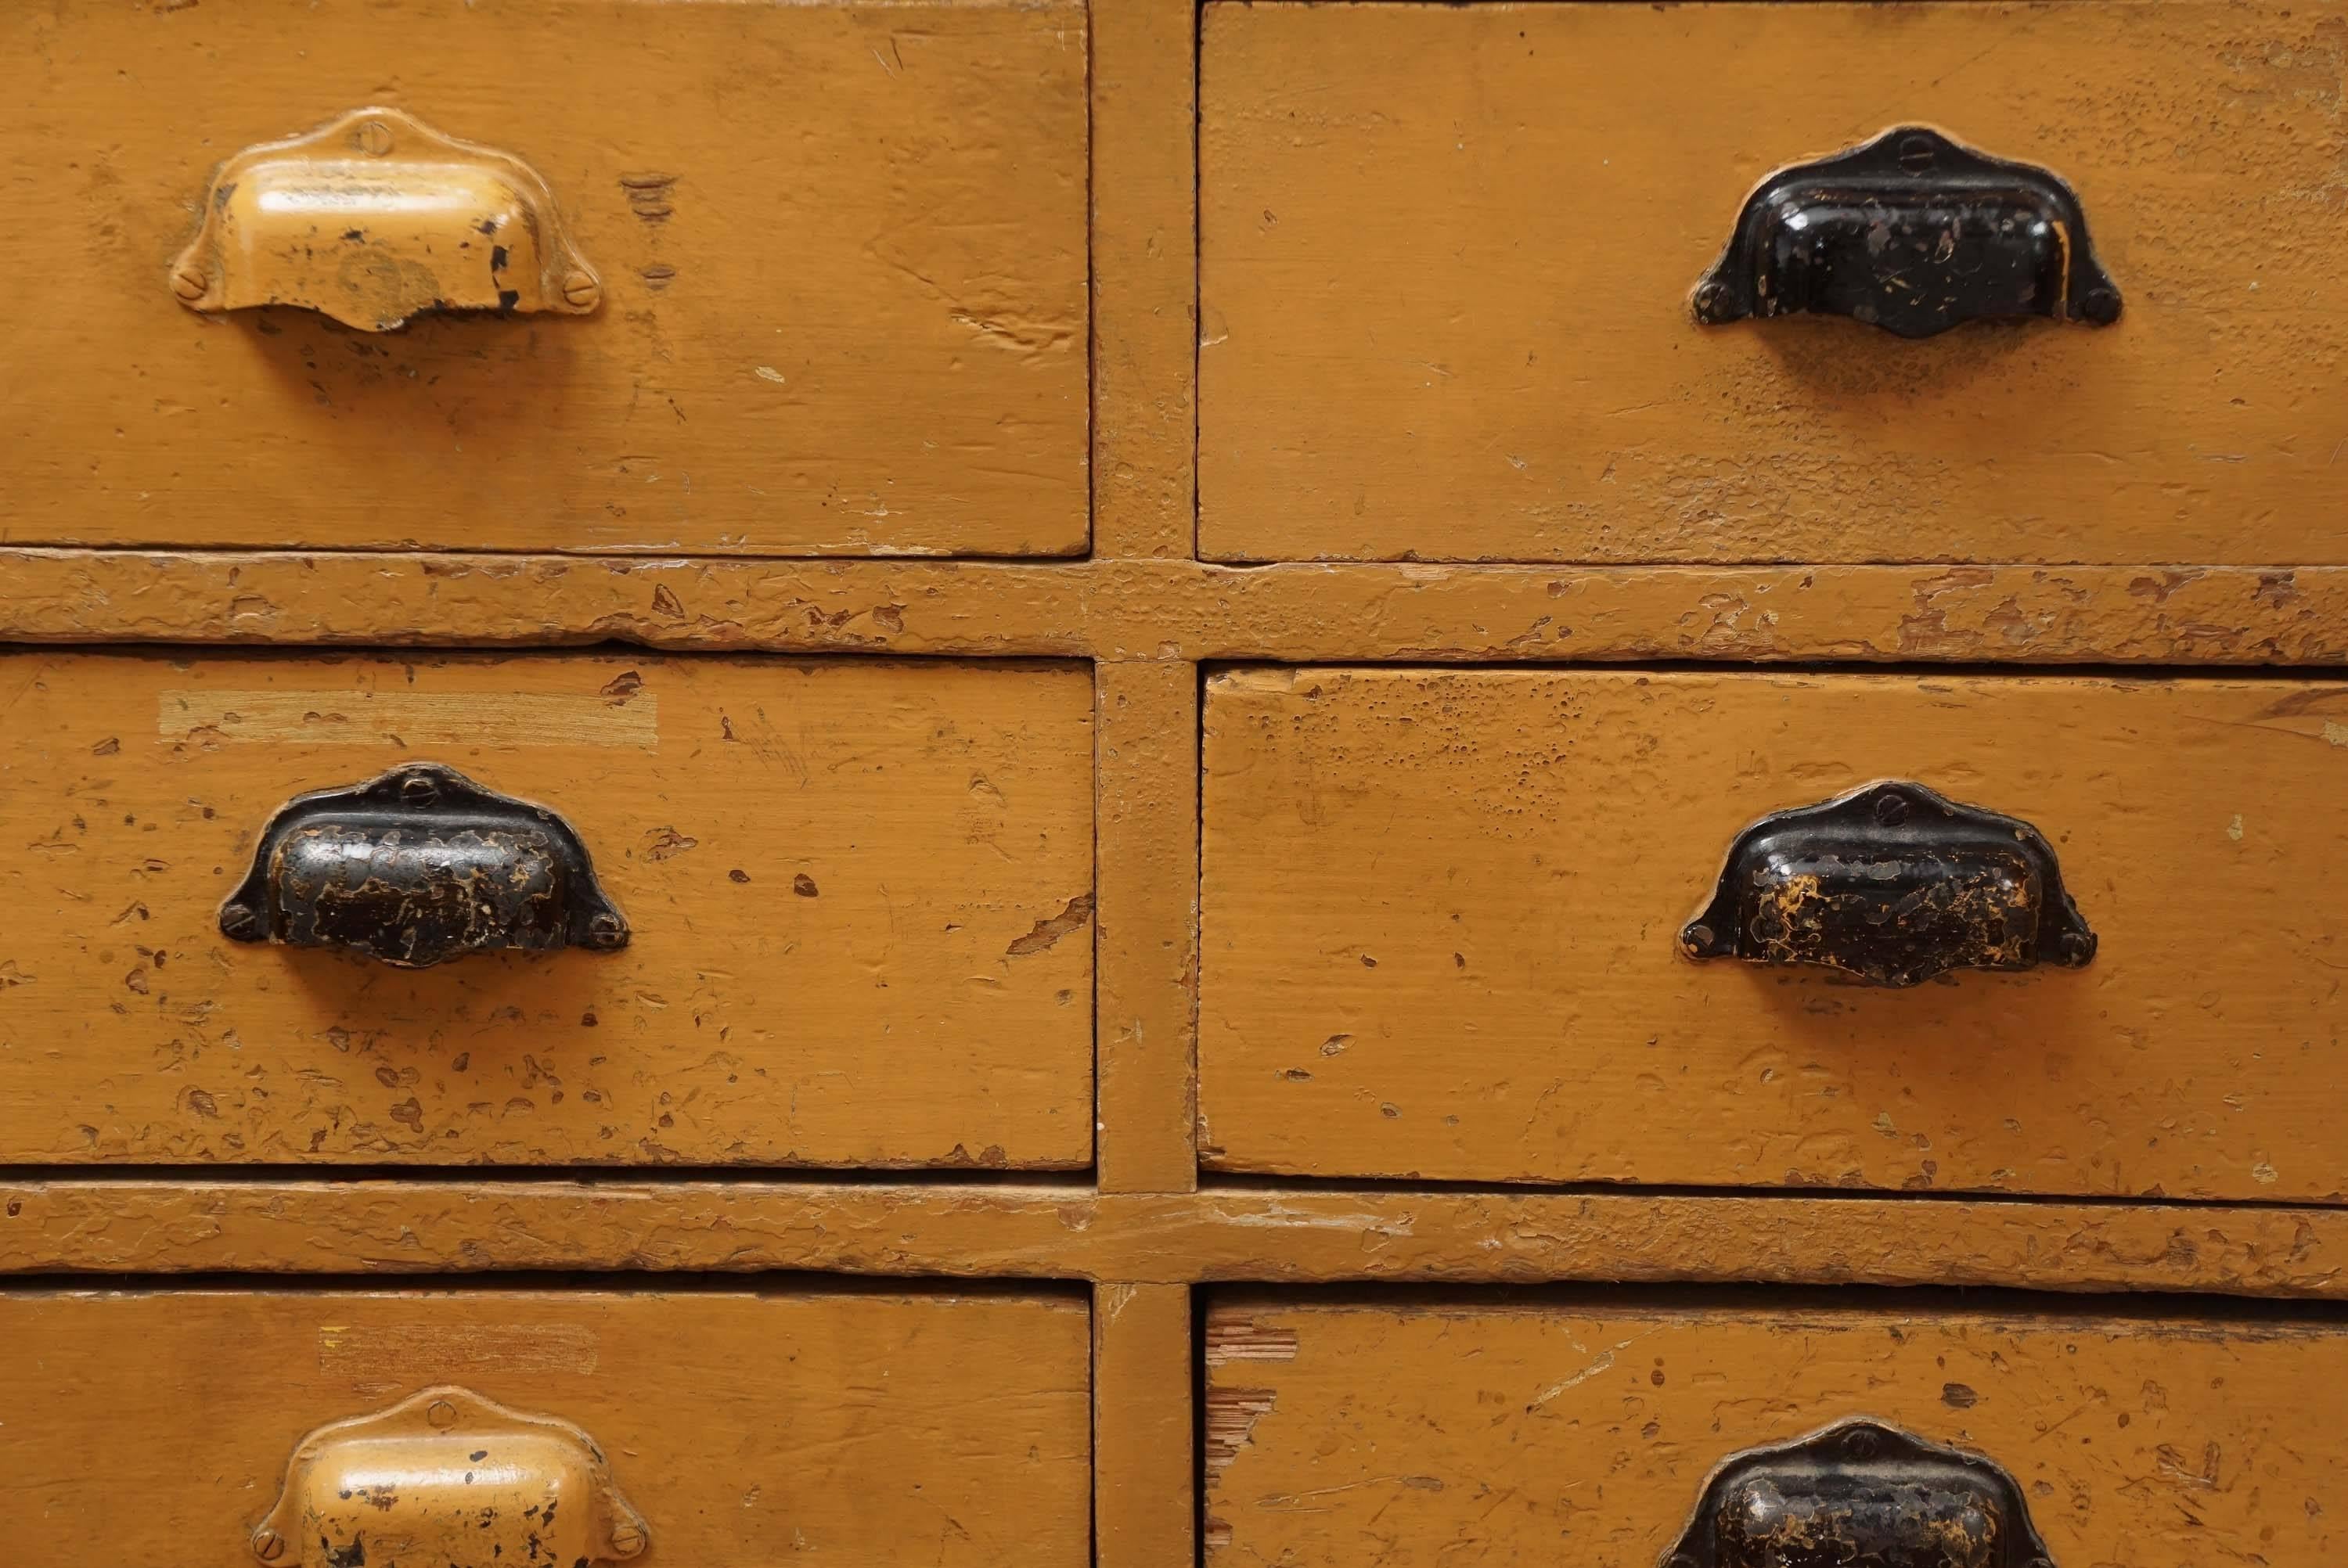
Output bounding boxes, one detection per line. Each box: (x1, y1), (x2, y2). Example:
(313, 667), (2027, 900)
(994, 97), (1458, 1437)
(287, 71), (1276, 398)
(562, 270), (601, 311)
(585, 911), (628, 950)
(1874, 791), (1910, 827)
(171, 266), (208, 303)
(2076, 284), (2122, 326)
(609, 1518), (649, 1558)
(1897, 133), (1939, 174)
(398, 771), (441, 806)
(1691, 279), (1730, 324)
(252, 1528), (286, 1562)
(355, 118), (395, 156)
(426, 1397), (459, 1430)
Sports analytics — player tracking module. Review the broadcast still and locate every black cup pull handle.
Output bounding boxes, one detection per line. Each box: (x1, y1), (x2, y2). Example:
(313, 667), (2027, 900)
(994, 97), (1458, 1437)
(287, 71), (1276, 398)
(219, 762), (630, 969)
(1662, 1419), (2057, 1568)
(1680, 780), (2095, 988)
(1691, 125), (2121, 339)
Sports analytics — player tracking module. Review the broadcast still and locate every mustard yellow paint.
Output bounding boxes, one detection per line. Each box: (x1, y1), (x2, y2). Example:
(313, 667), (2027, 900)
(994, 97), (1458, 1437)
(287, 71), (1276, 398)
(1204, 1295), (2348, 1566)
(1202, 1), (2348, 563)
(3, 0), (1088, 555)
(1202, 667), (2348, 1201)
(0, 652), (1096, 1167)
(0, 1287), (1091, 1566)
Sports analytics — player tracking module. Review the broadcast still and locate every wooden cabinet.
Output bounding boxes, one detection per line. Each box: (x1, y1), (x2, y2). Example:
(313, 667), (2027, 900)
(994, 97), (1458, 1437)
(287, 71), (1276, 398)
(0, 1), (2340, 1563)
(1201, 1), (2348, 564)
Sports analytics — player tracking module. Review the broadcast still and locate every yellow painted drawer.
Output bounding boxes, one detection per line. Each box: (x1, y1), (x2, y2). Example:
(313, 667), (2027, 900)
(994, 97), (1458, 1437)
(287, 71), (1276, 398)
(1201, 0), (2347, 564)
(0, 653), (1094, 1167)
(1204, 1293), (2347, 1568)
(3, 0), (1086, 556)
(0, 1285), (1090, 1567)
(1201, 667), (2348, 1201)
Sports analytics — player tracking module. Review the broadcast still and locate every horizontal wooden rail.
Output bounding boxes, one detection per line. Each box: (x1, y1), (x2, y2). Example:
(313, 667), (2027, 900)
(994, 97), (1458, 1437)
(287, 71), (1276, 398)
(1, 1181), (2337, 1298)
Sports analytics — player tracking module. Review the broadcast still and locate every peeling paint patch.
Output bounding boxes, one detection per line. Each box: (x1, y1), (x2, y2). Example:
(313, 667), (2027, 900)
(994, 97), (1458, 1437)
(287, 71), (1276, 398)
(643, 826), (700, 861)
(1006, 893), (1094, 958)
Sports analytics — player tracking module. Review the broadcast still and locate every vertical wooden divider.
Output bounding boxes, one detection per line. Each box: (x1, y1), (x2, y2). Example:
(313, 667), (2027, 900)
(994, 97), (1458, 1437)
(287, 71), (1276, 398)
(1094, 660), (1201, 1195)
(1091, 0), (1198, 560)
(1095, 1282), (1198, 1568)
(1089, 0), (1202, 1549)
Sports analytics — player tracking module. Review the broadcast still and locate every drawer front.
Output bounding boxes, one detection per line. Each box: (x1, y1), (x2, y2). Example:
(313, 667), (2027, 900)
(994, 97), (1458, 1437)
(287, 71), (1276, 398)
(1201, 667), (2348, 1200)
(1203, 1295), (2346, 1568)
(5, 1), (1086, 556)
(0, 653), (1094, 1167)
(1201, 1), (2346, 564)
(1, 1286), (1089, 1566)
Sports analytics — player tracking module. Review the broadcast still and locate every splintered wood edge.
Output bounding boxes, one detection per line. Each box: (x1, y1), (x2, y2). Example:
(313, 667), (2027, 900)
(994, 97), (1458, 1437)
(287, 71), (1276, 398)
(0, 1184), (2337, 1297)
(0, 554), (2343, 664)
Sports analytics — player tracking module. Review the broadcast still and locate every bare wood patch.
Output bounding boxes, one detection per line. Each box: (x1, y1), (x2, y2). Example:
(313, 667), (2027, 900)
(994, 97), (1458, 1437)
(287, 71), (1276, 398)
(1204, 1315), (1299, 1365)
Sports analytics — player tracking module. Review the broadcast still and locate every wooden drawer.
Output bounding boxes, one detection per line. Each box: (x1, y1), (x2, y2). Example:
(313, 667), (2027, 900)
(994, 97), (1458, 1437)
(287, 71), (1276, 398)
(0, 653), (1094, 1167)
(1203, 1293), (2346, 1568)
(1200, 1), (2347, 564)
(1201, 667), (2348, 1201)
(3, 0), (1086, 556)
(0, 1284), (1089, 1566)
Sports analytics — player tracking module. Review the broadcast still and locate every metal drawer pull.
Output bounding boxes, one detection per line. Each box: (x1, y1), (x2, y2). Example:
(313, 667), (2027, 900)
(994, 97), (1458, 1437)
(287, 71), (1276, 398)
(1663, 1419), (2054, 1568)
(252, 1386), (649, 1567)
(172, 106), (600, 332)
(1690, 125), (2120, 339)
(220, 762), (629, 969)
(1680, 780), (2095, 987)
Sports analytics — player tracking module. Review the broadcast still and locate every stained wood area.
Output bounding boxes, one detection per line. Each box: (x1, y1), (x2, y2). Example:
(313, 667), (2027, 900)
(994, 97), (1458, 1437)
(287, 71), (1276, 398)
(1203, 667), (2348, 1201)
(1201, 0), (2348, 563)
(0, 652), (1096, 1167)
(0, 1286), (1091, 1566)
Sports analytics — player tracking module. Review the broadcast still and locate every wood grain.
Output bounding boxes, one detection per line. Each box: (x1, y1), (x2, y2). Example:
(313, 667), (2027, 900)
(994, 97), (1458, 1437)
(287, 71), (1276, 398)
(0, 652), (1094, 1167)
(1203, 668), (2348, 1200)
(1201, 0), (2348, 563)
(1, 1183), (2339, 1298)
(1201, 1295), (2348, 1568)
(0, 1286), (1090, 1566)
(3, 0), (1087, 556)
